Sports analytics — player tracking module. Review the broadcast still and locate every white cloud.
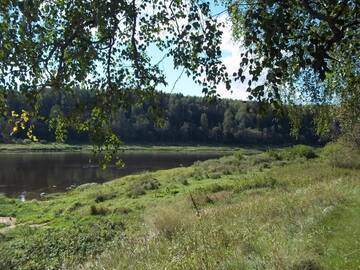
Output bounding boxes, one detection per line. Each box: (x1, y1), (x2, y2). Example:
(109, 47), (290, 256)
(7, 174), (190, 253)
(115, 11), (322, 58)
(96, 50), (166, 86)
(215, 14), (250, 100)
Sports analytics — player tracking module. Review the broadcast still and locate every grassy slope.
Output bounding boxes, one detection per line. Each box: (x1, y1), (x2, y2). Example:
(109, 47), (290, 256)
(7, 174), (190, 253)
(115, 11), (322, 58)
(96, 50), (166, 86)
(0, 145), (359, 269)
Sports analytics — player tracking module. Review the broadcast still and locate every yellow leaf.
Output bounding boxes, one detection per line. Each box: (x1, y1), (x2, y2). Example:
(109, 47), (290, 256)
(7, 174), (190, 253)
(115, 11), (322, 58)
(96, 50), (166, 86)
(11, 126), (18, 135)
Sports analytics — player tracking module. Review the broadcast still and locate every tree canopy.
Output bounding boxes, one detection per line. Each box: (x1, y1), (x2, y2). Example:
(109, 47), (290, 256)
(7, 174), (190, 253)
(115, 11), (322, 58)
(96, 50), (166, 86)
(0, 0), (229, 154)
(0, 0), (359, 148)
(225, 0), (359, 143)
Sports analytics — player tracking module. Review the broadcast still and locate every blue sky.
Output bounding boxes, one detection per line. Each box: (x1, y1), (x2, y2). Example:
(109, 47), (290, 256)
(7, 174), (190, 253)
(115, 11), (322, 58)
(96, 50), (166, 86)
(150, 2), (250, 100)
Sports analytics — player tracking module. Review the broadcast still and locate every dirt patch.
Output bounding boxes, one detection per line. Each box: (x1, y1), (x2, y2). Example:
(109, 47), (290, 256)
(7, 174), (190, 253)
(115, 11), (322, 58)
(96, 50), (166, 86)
(0, 217), (16, 226)
(0, 217), (49, 234)
(0, 217), (17, 233)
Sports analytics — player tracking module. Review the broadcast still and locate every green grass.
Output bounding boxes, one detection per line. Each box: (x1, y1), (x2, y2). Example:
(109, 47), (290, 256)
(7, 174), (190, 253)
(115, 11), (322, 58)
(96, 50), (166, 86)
(316, 195), (360, 269)
(0, 144), (359, 269)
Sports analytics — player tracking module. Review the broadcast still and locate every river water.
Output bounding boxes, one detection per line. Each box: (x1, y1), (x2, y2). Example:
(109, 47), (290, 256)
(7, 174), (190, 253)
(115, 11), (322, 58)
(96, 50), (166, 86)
(0, 152), (223, 199)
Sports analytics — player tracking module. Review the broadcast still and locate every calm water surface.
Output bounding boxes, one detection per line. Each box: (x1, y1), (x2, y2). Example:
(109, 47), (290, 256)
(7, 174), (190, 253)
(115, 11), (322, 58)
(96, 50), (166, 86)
(0, 152), (223, 198)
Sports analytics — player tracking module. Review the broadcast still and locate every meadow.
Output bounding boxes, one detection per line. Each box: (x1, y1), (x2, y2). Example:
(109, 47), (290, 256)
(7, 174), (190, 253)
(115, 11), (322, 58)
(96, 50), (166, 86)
(0, 143), (359, 269)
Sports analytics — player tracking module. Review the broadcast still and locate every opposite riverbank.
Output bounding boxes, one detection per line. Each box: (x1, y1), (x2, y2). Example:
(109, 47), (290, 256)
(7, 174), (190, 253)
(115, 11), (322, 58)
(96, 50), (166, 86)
(0, 143), (262, 154)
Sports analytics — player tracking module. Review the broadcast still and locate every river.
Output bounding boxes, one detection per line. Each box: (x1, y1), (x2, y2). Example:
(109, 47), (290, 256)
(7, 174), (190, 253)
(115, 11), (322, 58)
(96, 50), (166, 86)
(0, 151), (223, 199)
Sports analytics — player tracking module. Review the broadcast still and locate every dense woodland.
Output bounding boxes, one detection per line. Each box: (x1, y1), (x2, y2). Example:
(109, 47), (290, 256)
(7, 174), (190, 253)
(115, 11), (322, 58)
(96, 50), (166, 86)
(0, 89), (323, 145)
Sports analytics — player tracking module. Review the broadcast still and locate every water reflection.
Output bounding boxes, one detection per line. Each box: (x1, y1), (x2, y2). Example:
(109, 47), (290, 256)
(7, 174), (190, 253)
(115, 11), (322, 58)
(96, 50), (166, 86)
(0, 152), (222, 198)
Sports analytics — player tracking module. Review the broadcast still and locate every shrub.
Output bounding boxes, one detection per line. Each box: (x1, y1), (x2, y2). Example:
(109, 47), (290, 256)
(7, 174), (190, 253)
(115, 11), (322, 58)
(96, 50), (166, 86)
(178, 178), (189, 186)
(187, 190), (233, 208)
(65, 202), (82, 213)
(267, 148), (283, 160)
(286, 145), (317, 160)
(234, 150), (244, 161)
(252, 153), (274, 165)
(322, 142), (360, 169)
(189, 192), (214, 206)
(292, 259), (323, 270)
(191, 167), (206, 180)
(127, 176), (160, 198)
(95, 192), (116, 203)
(114, 207), (132, 214)
(200, 183), (233, 193)
(208, 172), (222, 179)
(90, 205), (109, 215)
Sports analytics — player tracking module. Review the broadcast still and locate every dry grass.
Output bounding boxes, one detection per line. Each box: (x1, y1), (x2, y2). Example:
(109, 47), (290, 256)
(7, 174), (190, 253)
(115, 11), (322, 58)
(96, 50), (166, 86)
(144, 205), (195, 239)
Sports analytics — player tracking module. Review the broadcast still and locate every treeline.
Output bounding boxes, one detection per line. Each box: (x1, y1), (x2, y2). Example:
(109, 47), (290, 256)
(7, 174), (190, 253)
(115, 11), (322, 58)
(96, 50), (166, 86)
(0, 88), (322, 145)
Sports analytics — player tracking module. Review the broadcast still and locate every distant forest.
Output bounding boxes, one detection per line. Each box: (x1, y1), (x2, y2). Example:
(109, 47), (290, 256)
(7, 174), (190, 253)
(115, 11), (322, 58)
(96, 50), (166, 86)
(0, 89), (324, 145)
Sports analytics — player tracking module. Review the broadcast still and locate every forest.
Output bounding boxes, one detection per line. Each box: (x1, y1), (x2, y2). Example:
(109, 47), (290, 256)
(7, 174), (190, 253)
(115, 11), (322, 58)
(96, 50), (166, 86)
(0, 88), (323, 145)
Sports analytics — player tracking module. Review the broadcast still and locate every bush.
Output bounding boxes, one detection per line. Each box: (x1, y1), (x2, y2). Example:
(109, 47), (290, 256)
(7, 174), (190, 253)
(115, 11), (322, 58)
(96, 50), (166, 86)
(178, 178), (189, 186)
(267, 148), (283, 160)
(114, 207), (132, 214)
(127, 176), (160, 198)
(90, 205), (109, 215)
(234, 150), (244, 161)
(292, 259), (323, 270)
(95, 192), (116, 203)
(286, 145), (317, 160)
(322, 142), (360, 169)
(208, 172), (222, 179)
(65, 202), (82, 213)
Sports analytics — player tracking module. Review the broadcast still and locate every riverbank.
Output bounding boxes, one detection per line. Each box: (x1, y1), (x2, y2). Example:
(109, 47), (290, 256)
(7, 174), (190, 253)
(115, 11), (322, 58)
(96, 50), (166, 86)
(0, 143), (261, 154)
(0, 144), (359, 269)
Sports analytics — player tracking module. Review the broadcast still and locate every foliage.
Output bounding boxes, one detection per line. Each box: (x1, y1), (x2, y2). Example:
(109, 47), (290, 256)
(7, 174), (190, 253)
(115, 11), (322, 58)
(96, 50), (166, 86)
(0, 0), (230, 151)
(225, 0), (360, 141)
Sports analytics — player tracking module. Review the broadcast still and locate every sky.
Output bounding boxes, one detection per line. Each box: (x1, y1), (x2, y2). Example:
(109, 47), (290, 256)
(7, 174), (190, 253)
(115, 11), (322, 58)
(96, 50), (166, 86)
(152, 2), (249, 100)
